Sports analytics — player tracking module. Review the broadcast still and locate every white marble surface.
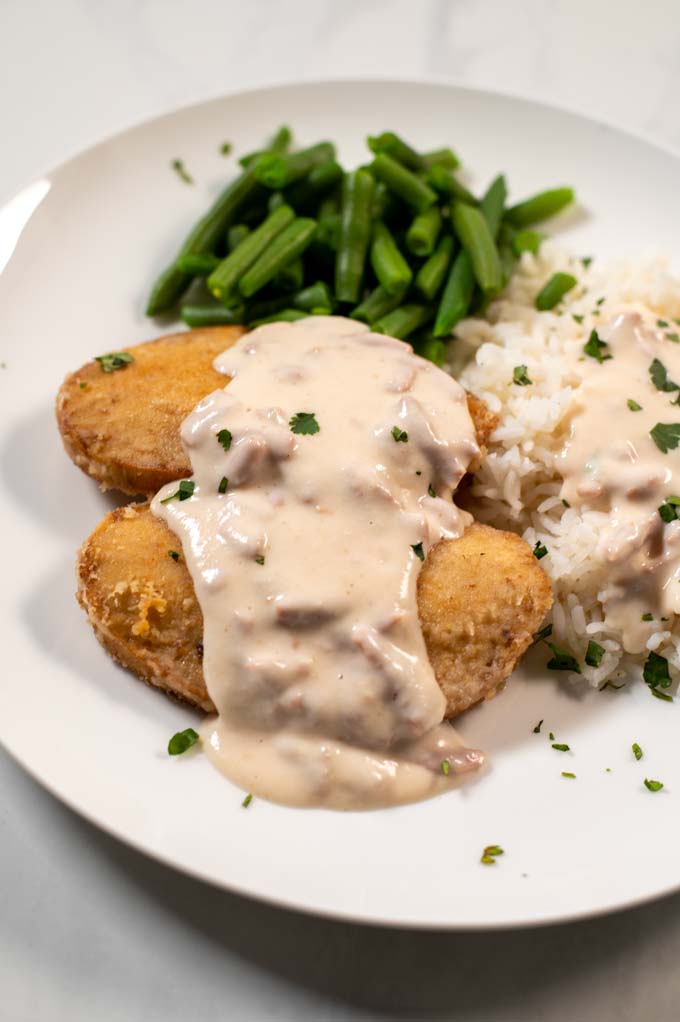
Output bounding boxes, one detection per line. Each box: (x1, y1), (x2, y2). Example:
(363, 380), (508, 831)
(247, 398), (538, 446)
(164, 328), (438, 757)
(3, 1), (680, 1019)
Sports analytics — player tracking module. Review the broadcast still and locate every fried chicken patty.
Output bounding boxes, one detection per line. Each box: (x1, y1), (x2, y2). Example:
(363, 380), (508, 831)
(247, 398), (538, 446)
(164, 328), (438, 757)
(56, 326), (498, 496)
(77, 505), (552, 719)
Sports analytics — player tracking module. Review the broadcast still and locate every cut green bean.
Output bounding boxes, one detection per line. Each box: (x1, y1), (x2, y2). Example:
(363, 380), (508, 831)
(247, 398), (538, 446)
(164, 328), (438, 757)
(374, 304), (433, 340)
(535, 272), (577, 311)
(293, 281), (334, 312)
(146, 166), (261, 315)
(370, 222), (413, 296)
(421, 147), (460, 170)
(207, 204), (294, 301)
(250, 308), (309, 327)
(480, 175), (507, 239)
(238, 125), (292, 168)
(285, 161), (344, 210)
(513, 229), (545, 255)
(255, 142), (335, 190)
(335, 169), (375, 303)
(176, 253), (220, 276)
(273, 256), (304, 293)
(505, 187), (574, 228)
(370, 153), (437, 214)
(239, 218), (317, 298)
(414, 234), (454, 301)
(414, 336), (448, 367)
(433, 250), (475, 336)
(452, 201), (503, 295)
(406, 206), (442, 257)
(350, 285), (407, 324)
(227, 223), (250, 252)
(318, 194), (340, 219)
(316, 213), (341, 250)
(180, 304), (245, 328)
(367, 132), (423, 170)
(427, 165), (477, 206)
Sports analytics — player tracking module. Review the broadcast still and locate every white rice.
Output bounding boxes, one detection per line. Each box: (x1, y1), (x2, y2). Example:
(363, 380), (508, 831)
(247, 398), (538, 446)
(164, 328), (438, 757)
(456, 241), (680, 686)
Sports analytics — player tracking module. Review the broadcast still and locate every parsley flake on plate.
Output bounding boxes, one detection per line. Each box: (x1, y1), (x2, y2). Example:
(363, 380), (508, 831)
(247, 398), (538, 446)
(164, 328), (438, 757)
(583, 329), (612, 363)
(411, 542), (425, 562)
(632, 743), (643, 761)
(642, 612), (654, 622)
(533, 719), (543, 734)
(242, 793), (253, 808)
(627, 399), (642, 412)
(168, 728), (200, 755)
(585, 640), (605, 668)
(644, 779), (664, 792)
(441, 759), (450, 776)
(546, 643), (582, 673)
(171, 158), (193, 184)
(552, 743), (570, 752)
(513, 364), (533, 386)
(561, 772), (576, 779)
(255, 555), (265, 565)
(216, 428), (232, 451)
(480, 844), (504, 865)
(95, 351), (134, 373)
(218, 476), (228, 494)
(650, 422), (680, 453)
(391, 426), (408, 442)
(533, 540), (548, 560)
(427, 483), (436, 498)
(160, 479), (195, 504)
(290, 412), (320, 435)
(219, 141), (232, 155)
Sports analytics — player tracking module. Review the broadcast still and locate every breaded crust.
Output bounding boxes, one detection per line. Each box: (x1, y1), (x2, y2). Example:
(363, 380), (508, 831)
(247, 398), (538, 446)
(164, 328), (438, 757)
(417, 522), (553, 716)
(56, 326), (245, 496)
(56, 325), (497, 497)
(77, 507), (551, 719)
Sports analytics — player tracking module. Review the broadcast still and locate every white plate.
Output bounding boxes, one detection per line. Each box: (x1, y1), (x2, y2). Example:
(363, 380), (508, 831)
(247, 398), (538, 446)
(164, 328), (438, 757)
(2, 79), (679, 930)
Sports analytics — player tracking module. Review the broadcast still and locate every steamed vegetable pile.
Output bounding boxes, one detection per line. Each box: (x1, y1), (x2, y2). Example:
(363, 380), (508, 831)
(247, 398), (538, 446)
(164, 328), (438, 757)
(147, 126), (574, 363)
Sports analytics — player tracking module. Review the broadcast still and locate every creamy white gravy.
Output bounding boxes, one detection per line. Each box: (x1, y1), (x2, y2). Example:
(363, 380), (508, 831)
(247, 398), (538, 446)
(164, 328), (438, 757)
(558, 310), (680, 652)
(152, 315), (483, 809)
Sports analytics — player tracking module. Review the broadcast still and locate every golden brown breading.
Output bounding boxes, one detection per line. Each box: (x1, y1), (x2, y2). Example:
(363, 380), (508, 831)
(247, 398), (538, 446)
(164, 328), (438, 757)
(56, 326), (497, 498)
(77, 506), (551, 719)
(417, 522), (553, 716)
(56, 326), (245, 496)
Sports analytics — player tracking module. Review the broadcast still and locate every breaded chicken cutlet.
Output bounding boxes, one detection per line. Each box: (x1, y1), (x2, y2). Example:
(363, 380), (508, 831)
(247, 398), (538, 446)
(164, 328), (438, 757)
(59, 325), (552, 720)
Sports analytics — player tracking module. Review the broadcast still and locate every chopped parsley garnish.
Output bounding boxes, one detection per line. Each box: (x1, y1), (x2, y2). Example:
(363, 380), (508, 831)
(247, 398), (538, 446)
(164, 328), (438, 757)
(79, 381), (88, 390)
(513, 364), (533, 386)
(600, 680), (624, 691)
(585, 640), (605, 668)
(572, 314), (584, 325)
(658, 319), (670, 329)
(627, 399), (642, 412)
(650, 422), (680, 453)
(168, 728), (199, 755)
(583, 329), (612, 363)
(218, 476), (228, 494)
(651, 687), (673, 702)
(533, 719), (543, 734)
(171, 158), (193, 184)
(290, 412), (320, 435)
(642, 612), (654, 621)
(649, 358), (680, 393)
(441, 759), (450, 776)
(546, 643), (582, 673)
(632, 743), (643, 761)
(428, 484), (436, 498)
(533, 623), (553, 644)
(242, 792), (253, 808)
(659, 497), (680, 523)
(644, 779), (664, 792)
(255, 555), (265, 565)
(411, 542), (425, 562)
(581, 256), (593, 268)
(552, 743), (570, 752)
(160, 479), (195, 504)
(94, 351), (134, 373)
(219, 141), (232, 155)
(549, 732), (555, 741)
(668, 333), (680, 344)
(562, 499), (570, 508)
(391, 425), (409, 442)
(168, 550), (180, 562)
(561, 772), (576, 779)
(480, 844), (504, 865)
(595, 296), (606, 306)
(643, 650), (672, 689)
(216, 428), (232, 451)
(533, 540), (548, 560)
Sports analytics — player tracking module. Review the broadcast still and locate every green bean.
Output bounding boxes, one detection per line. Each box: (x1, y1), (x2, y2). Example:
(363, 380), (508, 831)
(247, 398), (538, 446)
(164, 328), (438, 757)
(370, 153), (437, 214)
(370, 222), (413, 296)
(318, 194), (340, 219)
(255, 142), (336, 190)
(180, 304), (245, 328)
(427, 164), (477, 206)
(146, 166), (261, 315)
(374, 304), (433, 340)
(452, 201), (503, 295)
(239, 218), (317, 298)
(176, 253), (220, 276)
(273, 256), (304, 293)
(414, 335), (448, 367)
(512, 229), (544, 255)
(406, 206), (442, 257)
(227, 224), (250, 252)
(534, 272), (577, 311)
(268, 191), (286, 213)
(367, 132), (423, 170)
(505, 187), (574, 228)
(316, 213), (341, 250)
(479, 175), (507, 239)
(293, 281), (334, 312)
(238, 125), (292, 168)
(421, 147), (460, 170)
(207, 204), (294, 301)
(349, 285), (407, 324)
(433, 250), (475, 336)
(499, 237), (517, 286)
(414, 234), (454, 301)
(335, 169), (375, 303)
(250, 308), (309, 327)
(285, 161), (344, 210)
